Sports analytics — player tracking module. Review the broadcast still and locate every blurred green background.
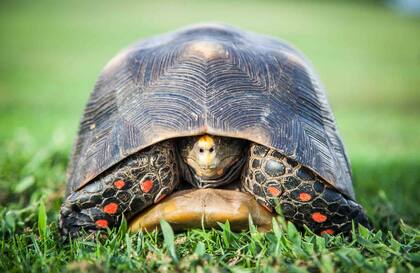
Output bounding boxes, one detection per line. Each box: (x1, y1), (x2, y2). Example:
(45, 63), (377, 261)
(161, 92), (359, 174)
(0, 0), (419, 224)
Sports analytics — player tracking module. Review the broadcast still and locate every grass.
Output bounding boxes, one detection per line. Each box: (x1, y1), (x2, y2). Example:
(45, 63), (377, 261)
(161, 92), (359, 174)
(0, 0), (419, 272)
(0, 135), (419, 272)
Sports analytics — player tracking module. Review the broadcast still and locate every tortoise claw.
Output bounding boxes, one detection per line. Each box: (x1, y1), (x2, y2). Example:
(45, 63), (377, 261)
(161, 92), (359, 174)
(59, 209), (95, 239)
(59, 196), (117, 239)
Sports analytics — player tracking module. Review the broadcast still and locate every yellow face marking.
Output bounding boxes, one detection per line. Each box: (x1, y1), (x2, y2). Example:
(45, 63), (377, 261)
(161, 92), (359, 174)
(196, 135), (216, 168)
(198, 134), (215, 149)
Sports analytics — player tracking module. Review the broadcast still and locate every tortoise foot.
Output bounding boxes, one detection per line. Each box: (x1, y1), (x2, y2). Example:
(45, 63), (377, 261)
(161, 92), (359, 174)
(59, 197), (120, 238)
(59, 140), (180, 238)
(59, 187), (122, 238)
(276, 178), (371, 235)
(242, 143), (371, 235)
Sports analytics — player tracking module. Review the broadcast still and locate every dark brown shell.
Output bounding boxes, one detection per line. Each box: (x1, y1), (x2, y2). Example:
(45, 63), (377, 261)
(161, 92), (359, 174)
(67, 24), (354, 199)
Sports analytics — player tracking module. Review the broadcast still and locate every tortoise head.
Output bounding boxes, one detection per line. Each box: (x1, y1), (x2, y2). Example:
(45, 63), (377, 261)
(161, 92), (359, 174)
(177, 135), (247, 186)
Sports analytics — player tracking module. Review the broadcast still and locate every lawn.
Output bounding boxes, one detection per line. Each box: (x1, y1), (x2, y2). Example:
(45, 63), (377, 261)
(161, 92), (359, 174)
(0, 0), (419, 272)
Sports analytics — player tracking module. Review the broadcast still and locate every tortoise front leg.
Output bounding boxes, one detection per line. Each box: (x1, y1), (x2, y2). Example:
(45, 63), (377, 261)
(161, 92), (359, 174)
(59, 140), (179, 238)
(241, 143), (370, 235)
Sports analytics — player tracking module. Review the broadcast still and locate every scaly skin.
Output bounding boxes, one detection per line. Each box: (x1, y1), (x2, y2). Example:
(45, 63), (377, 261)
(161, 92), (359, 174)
(59, 140), (179, 237)
(241, 143), (370, 235)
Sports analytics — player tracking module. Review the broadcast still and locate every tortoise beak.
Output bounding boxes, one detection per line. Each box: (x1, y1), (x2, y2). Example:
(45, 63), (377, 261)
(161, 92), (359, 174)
(129, 189), (274, 232)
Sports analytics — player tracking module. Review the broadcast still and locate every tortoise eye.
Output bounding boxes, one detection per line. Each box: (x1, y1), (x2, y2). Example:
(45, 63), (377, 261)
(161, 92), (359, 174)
(199, 148), (204, 153)
(209, 147), (214, 153)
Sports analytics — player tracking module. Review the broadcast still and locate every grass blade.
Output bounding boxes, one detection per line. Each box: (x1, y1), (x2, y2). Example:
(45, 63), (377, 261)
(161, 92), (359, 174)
(38, 199), (47, 239)
(160, 220), (178, 263)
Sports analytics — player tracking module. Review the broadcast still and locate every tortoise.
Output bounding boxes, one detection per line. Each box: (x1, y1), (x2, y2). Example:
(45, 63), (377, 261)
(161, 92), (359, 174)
(59, 24), (370, 237)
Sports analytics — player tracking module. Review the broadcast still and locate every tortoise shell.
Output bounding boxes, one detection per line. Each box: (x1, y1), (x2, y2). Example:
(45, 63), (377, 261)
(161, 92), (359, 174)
(67, 24), (354, 200)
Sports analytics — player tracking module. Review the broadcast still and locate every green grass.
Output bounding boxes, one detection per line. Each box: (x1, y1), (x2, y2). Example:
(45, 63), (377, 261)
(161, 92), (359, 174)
(0, 0), (419, 272)
(1, 135), (419, 272)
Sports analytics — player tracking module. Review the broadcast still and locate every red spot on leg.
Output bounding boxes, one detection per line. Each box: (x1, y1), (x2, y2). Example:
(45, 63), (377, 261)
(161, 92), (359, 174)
(113, 180), (125, 189)
(261, 203), (273, 213)
(154, 193), (167, 204)
(299, 192), (312, 202)
(312, 212), (327, 223)
(268, 186), (281, 197)
(95, 219), (108, 229)
(320, 229), (334, 235)
(103, 202), (118, 214)
(140, 179), (153, 193)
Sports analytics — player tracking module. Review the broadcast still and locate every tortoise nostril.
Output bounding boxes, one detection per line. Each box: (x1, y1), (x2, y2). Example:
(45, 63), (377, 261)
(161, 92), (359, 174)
(199, 148), (204, 153)
(209, 147), (214, 153)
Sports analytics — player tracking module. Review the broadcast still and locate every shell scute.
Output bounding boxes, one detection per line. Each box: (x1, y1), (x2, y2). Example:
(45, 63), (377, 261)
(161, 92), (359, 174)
(67, 24), (354, 199)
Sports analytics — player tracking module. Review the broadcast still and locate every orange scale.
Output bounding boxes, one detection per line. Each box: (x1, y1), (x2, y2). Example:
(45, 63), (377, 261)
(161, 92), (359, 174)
(155, 193), (167, 204)
(113, 180), (125, 189)
(267, 186), (281, 197)
(140, 179), (153, 193)
(298, 192), (312, 202)
(95, 219), (108, 229)
(311, 212), (327, 223)
(103, 202), (118, 214)
(320, 229), (334, 235)
(261, 203), (273, 213)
